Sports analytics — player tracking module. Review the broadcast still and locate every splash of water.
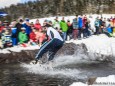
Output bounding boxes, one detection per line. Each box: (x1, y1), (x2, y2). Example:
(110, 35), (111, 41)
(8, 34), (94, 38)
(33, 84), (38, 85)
(20, 53), (95, 79)
(21, 62), (84, 79)
(20, 43), (109, 79)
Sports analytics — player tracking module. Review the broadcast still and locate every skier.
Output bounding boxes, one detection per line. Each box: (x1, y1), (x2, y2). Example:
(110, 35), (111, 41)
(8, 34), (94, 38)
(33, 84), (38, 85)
(34, 21), (64, 64)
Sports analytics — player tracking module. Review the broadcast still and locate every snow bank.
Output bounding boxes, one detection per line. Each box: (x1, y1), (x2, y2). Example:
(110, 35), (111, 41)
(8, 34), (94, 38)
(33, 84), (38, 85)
(0, 49), (10, 54)
(30, 16), (75, 26)
(0, 34), (115, 57)
(70, 75), (115, 86)
(96, 75), (115, 83)
(30, 14), (115, 24)
(70, 82), (87, 86)
(66, 34), (115, 57)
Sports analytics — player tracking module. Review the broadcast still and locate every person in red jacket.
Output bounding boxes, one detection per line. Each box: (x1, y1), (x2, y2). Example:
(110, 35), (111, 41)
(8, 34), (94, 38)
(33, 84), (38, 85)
(29, 29), (37, 46)
(34, 19), (42, 31)
(0, 21), (4, 31)
(35, 29), (46, 47)
(83, 15), (87, 28)
(0, 21), (4, 38)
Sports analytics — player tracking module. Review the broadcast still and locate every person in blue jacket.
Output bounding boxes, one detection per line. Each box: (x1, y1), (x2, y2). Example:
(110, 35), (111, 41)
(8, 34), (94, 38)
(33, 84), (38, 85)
(78, 15), (83, 39)
(11, 27), (17, 46)
(106, 24), (112, 37)
(34, 21), (64, 64)
(22, 18), (32, 39)
(103, 19), (113, 37)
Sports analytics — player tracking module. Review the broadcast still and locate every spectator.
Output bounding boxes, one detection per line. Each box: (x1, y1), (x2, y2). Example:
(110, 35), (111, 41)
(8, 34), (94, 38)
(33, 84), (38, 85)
(53, 17), (60, 31)
(0, 21), (4, 39)
(35, 29), (46, 47)
(78, 15), (83, 39)
(103, 19), (112, 37)
(15, 19), (23, 35)
(99, 17), (105, 33)
(0, 39), (3, 49)
(10, 21), (18, 46)
(112, 17), (115, 32)
(72, 17), (79, 40)
(60, 17), (68, 41)
(1, 29), (12, 48)
(94, 17), (100, 35)
(22, 18), (32, 39)
(3, 20), (9, 28)
(34, 19), (42, 31)
(29, 28), (37, 46)
(83, 19), (91, 38)
(110, 18), (114, 33)
(18, 27), (28, 47)
(83, 15), (87, 28)
(67, 19), (73, 40)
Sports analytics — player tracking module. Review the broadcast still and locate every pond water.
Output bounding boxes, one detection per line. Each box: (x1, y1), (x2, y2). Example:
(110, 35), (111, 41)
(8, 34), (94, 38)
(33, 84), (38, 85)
(0, 56), (115, 86)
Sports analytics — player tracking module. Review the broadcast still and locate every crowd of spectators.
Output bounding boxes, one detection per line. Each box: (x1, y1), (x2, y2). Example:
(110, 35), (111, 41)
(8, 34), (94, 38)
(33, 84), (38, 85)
(0, 15), (115, 49)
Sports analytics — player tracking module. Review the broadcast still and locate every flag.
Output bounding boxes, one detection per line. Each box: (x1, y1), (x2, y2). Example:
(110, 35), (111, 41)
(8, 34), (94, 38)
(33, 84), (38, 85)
(0, 12), (8, 17)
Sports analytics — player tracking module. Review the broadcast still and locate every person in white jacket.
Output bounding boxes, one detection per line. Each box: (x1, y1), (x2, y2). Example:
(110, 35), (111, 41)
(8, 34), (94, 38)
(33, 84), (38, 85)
(34, 21), (64, 64)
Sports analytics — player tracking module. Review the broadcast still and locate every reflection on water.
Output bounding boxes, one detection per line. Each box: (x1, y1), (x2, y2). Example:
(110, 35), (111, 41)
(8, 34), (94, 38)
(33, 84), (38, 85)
(0, 60), (115, 86)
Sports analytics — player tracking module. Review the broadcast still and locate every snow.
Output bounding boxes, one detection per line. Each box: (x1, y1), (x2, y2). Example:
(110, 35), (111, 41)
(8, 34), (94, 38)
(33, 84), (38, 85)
(0, 49), (11, 54)
(0, 45), (40, 54)
(66, 34), (115, 57)
(96, 75), (115, 83)
(70, 82), (87, 86)
(70, 75), (115, 86)
(1, 34), (115, 57)
(30, 16), (75, 26)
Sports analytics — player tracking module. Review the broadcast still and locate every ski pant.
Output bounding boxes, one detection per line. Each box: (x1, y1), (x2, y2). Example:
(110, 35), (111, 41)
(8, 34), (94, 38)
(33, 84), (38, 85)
(83, 28), (91, 37)
(78, 28), (83, 39)
(35, 38), (64, 61)
(72, 29), (78, 40)
(62, 32), (67, 41)
(103, 29), (113, 37)
(95, 26), (100, 34)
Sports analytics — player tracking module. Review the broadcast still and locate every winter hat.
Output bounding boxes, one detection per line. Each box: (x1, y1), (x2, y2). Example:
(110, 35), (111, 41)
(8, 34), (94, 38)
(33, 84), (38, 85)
(21, 27), (26, 30)
(46, 20), (50, 23)
(45, 24), (51, 27)
(4, 20), (9, 23)
(9, 24), (13, 28)
(19, 19), (23, 22)
(25, 18), (30, 22)
(45, 20), (51, 27)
